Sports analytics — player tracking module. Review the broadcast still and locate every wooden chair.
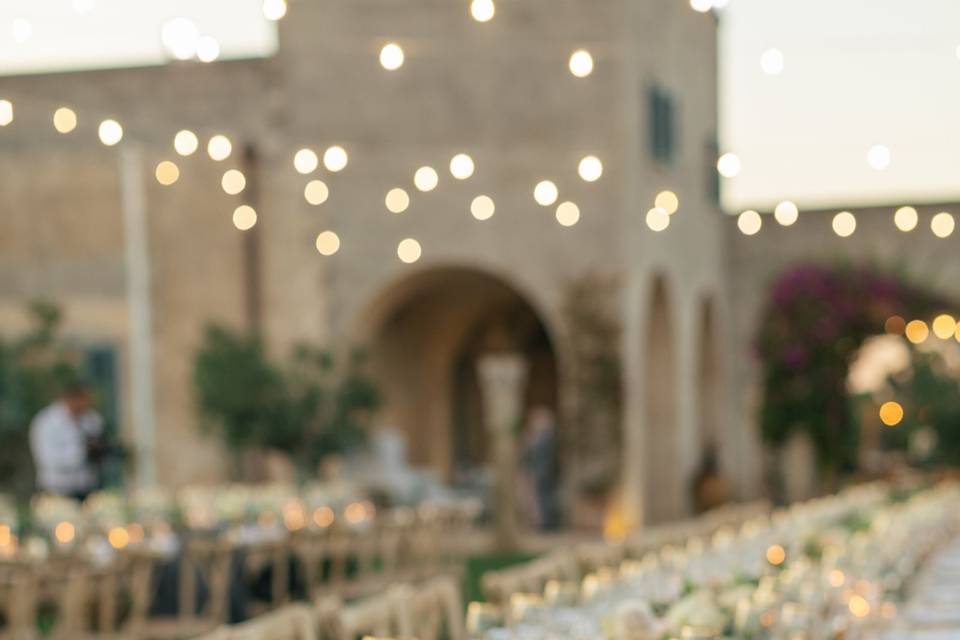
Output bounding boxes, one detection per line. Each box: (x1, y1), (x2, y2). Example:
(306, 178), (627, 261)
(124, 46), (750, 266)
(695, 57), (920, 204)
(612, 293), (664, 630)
(195, 604), (316, 640)
(321, 589), (406, 640)
(395, 576), (465, 640)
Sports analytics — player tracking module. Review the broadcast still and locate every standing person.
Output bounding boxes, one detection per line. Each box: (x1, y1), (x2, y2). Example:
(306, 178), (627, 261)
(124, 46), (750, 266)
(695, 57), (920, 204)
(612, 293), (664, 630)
(29, 380), (105, 501)
(522, 406), (562, 531)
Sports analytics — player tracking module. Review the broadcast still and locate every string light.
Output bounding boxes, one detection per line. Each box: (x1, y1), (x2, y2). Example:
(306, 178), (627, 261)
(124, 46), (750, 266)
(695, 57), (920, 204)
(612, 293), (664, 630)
(569, 49), (594, 78)
(221, 169), (246, 195)
(471, 195), (495, 220)
(160, 17), (199, 61)
(379, 43), (405, 70)
(932, 314), (956, 339)
(646, 207), (670, 232)
(173, 130), (198, 156)
(717, 153), (741, 178)
(450, 153), (475, 180)
(233, 205), (257, 230)
(196, 36), (221, 63)
(931, 212), (955, 238)
(414, 166), (439, 192)
(52, 107), (77, 133)
(894, 206), (918, 232)
(832, 211), (856, 237)
(263, 0), (288, 21)
(471, 0), (495, 22)
(108, 527), (130, 549)
(155, 161), (180, 186)
(867, 145), (891, 171)
(905, 320), (928, 344)
(879, 401), (904, 427)
(738, 210), (762, 235)
(555, 201), (580, 227)
(305, 180), (329, 206)
(294, 148), (319, 174)
(397, 238), (422, 263)
(207, 135), (232, 161)
(0, 100), (12, 126)
(98, 119), (123, 146)
(534, 180), (559, 206)
(655, 191), (679, 215)
(690, 0), (713, 12)
(54, 521), (75, 544)
(578, 156), (603, 182)
(385, 188), (410, 213)
(774, 201), (798, 226)
(323, 146), (348, 172)
(316, 231), (340, 256)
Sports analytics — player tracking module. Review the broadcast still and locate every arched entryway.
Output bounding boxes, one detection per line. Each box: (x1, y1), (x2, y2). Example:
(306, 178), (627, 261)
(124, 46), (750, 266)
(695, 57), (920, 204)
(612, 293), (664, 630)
(644, 275), (681, 523)
(358, 266), (559, 483)
(696, 297), (722, 463)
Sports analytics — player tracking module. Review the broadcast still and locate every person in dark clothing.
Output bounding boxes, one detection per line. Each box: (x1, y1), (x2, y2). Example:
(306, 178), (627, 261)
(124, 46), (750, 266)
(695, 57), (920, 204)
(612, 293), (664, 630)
(522, 406), (562, 530)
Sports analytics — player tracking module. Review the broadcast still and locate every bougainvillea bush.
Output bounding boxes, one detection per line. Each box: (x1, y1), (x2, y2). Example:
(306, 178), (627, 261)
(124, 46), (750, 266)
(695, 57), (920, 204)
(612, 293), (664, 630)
(756, 264), (950, 474)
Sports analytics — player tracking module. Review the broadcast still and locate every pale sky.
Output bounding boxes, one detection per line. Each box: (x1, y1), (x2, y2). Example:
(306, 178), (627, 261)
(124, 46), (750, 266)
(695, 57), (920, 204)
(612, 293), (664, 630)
(1, 0), (958, 211)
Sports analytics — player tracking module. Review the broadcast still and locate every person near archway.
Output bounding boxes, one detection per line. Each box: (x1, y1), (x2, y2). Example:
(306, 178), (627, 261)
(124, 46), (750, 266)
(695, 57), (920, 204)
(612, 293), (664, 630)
(521, 406), (562, 530)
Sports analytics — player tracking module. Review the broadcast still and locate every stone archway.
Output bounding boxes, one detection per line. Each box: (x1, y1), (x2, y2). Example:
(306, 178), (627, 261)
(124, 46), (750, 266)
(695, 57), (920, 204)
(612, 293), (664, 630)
(644, 275), (681, 523)
(357, 266), (559, 484)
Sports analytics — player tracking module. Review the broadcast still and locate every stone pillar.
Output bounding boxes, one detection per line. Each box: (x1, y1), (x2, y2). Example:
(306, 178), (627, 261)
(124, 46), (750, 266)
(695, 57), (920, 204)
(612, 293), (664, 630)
(477, 353), (528, 549)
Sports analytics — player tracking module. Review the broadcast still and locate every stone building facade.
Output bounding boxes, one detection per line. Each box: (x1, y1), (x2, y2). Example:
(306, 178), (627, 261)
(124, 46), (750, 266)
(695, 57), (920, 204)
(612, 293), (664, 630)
(3, 1), (956, 526)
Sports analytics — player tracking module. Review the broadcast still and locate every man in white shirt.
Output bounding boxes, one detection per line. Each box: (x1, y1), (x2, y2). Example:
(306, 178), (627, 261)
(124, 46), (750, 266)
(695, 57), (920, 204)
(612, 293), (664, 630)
(29, 381), (104, 500)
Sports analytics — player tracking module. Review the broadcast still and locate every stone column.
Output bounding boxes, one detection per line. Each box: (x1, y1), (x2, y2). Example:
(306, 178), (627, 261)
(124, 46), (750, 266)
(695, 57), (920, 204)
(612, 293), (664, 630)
(477, 353), (528, 550)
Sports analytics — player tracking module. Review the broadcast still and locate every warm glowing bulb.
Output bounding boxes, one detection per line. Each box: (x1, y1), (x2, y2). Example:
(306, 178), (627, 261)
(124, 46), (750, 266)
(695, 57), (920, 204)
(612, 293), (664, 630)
(471, 195), (495, 220)
(894, 206), (918, 232)
(774, 201), (798, 226)
(397, 238), (422, 263)
(905, 320), (929, 344)
(108, 527), (130, 549)
(207, 135), (232, 161)
(931, 212), (955, 238)
(766, 544), (786, 566)
(323, 146), (348, 172)
(932, 314), (956, 339)
(160, 17), (199, 60)
(655, 191), (679, 215)
(690, 0), (712, 12)
(263, 0), (287, 21)
(305, 180), (329, 206)
(98, 119), (123, 146)
(534, 180), (559, 206)
(173, 130), (198, 156)
(379, 42), (405, 70)
(738, 210), (762, 235)
(646, 207), (670, 232)
(760, 48), (784, 75)
(385, 188), (410, 213)
(53, 107), (77, 133)
(294, 148), (319, 174)
(450, 153), (475, 179)
(717, 153), (741, 178)
(0, 100), (12, 126)
(232, 205), (257, 230)
(879, 401), (904, 427)
(155, 161), (180, 186)
(221, 169), (246, 195)
(569, 49), (594, 77)
(414, 166), (439, 192)
(555, 201), (580, 227)
(196, 35), (220, 62)
(884, 316), (906, 335)
(315, 231), (340, 256)
(471, 0), (495, 22)
(832, 211), (856, 237)
(54, 521), (75, 544)
(578, 155), (603, 182)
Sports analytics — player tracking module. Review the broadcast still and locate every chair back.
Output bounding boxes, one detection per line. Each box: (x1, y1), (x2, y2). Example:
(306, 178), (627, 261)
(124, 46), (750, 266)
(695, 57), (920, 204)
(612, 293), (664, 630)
(196, 604), (317, 640)
(395, 575), (465, 640)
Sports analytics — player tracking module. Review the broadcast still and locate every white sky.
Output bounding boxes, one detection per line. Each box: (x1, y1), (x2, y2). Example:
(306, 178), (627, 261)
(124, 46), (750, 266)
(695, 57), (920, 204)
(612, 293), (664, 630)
(1, 0), (958, 210)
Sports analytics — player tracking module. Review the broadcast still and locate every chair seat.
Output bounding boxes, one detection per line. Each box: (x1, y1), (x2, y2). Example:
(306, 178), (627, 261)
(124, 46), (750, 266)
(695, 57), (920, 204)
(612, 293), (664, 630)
(140, 617), (220, 640)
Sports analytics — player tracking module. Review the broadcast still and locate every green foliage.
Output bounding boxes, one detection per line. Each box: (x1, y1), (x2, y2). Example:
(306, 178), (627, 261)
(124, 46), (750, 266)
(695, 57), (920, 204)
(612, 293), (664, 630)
(0, 302), (80, 497)
(192, 325), (381, 475)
